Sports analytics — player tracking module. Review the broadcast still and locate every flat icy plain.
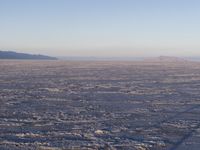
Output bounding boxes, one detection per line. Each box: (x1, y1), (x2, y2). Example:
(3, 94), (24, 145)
(0, 60), (200, 150)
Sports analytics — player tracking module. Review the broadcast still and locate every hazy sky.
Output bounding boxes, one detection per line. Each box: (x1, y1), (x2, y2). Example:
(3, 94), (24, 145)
(0, 0), (200, 57)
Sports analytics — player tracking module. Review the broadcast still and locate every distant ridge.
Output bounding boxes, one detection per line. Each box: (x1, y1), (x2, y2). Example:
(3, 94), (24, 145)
(144, 56), (188, 62)
(0, 51), (57, 60)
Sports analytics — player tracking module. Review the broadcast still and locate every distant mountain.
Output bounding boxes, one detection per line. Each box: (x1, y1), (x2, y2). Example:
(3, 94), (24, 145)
(0, 51), (57, 60)
(144, 56), (188, 62)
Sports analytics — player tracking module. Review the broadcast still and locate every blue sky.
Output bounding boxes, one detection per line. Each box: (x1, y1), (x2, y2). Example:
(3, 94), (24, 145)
(0, 0), (200, 57)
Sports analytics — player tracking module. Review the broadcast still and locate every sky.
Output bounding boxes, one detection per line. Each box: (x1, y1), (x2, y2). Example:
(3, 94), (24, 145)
(0, 0), (200, 57)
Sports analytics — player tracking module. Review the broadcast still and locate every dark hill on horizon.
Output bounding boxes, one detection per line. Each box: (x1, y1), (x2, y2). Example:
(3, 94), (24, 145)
(0, 51), (57, 60)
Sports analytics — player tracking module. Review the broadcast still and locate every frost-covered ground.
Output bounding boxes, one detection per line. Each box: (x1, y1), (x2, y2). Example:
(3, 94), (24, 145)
(0, 60), (200, 150)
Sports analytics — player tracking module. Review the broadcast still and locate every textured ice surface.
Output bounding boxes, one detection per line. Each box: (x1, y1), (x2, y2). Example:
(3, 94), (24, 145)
(0, 60), (200, 150)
